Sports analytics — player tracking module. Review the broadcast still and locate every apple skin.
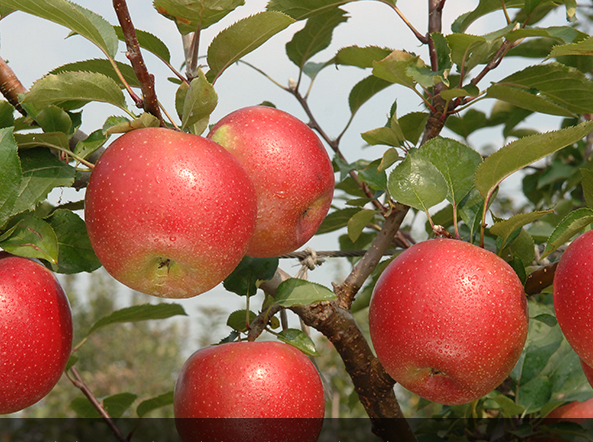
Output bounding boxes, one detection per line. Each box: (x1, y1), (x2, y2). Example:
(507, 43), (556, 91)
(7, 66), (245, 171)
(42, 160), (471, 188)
(0, 252), (73, 414)
(546, 396), (593, 423)
(207, 106), (335, 258)
(553, 230), (593, 367)
(85, 127), (258, 299)
(174, 341), (325, 442)
(368, 238), (529, 405)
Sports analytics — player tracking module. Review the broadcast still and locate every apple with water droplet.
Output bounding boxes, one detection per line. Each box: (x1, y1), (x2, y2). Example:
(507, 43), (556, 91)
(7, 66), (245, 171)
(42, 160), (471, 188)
(369, 238), (528, 405)
(0, 252), (73, 414)
(207, 106), (335, 258)
(174, 341), (325, 442)
(553, 229), (593, 367)
(85, 127), (258, 298)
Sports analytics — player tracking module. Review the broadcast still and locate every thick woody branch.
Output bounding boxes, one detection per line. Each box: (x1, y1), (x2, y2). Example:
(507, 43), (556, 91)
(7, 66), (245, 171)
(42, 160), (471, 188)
(336, 203), (409, 308)
(256, 269), (417, 442)
(113, 0), (164, 125)
(0, 57), (27, 116)
(525, 262), (558, 295)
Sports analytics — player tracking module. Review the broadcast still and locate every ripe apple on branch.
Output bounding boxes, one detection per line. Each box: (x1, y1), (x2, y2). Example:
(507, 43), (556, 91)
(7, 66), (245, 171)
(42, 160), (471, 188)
(3, 1), (593, 442)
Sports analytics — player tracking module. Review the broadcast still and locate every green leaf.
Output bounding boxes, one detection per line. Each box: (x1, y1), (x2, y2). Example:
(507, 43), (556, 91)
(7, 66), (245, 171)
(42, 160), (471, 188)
(486, 85), (577, 117)
(86, 303), (187, 337)
(581, 168), (593, 208)
(316, 207), (361, 234)
(206, 11), (295, 82)
(549, 35), (593, 58)
(71, 393), (137, 418)
(23, 71), (128, 111)
(490, 210), (554, 251)
(103, 113), (160, 135)
(180, 69), (218, 130)
(417, 137), (483, 207)
(226, 309), (257, 332)
(136, 391), (174, 418)
(267, 0), (354, 20)
(347, 209), (376, 243)
(223, 256), (279, 296)
(361, 126), (402, 147)
(114, 26), (171, 63)
(533, 314), (558, 327)
(286, 7), (347, 68)
(488, 63), (593, 116)
(387, 149), (448, 212)
(474, 121), (593, 203)
(446, 32), (503, 74)
(51, 59), (141, 89)
(372, 50), (424, 89)
(154, 0), (244, 34)
(335, 45), (393, 68)
(14, 132), (70, 152)
(12, 148), (76, 216)
(73, 129), (108, 160)
(274, 279), (336, 307)
(348, 75), (392, 116)
(359, 159), (388, 191)
(0, 214), (59, 263)
(0, 0), (119, 58)
(400, 112), (429, 145)
(35, 106), (72, 135)
(277, 328), (320, 357)
(0, 101), (15, 129)
(454, 0), (526, 33)
(0, 128), (22, 227)
(46, 209), (101, 274)
(492, 394), (526, 418)
(541, 208), (593, 258)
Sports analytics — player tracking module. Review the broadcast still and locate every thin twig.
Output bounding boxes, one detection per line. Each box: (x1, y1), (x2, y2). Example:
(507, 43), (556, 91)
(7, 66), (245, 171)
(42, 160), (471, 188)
(113, 0), (165, 125)
(68, 366), (128, 442)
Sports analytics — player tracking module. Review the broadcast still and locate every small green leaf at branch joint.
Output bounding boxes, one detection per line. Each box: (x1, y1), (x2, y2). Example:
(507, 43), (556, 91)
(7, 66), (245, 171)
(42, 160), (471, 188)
(277, 328), (320, 357)
(275, 279), (336, 307)
(348, 209), (377, 243)
(227, 310), (257, 332)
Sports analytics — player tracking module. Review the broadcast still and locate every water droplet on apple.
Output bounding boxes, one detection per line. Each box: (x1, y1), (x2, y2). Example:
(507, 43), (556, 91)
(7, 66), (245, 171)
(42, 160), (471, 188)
(170, 236), (176, 242)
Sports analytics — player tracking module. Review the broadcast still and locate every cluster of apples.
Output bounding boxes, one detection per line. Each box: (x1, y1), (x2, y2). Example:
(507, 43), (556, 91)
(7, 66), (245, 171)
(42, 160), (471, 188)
(84, 106), (333, 436)
(84, 105), (335, 299)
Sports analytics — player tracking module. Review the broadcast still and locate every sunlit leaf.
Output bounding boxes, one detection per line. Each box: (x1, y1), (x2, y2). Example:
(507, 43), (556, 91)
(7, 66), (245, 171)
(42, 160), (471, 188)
(277, 328), (320, 356)
(86, 303), (187, 337)
(474, 121), (593, 203)
(136, 391), (174, 418)
(275, 279), (336, 307)
(267, 0), (354, 20)
(206, 11), (295, 82)
(153, 0), (244, 34)
(23, 71), (127, 111)
(541, 208), (593, 258)
(0, 128), (22, 227)
(0, 214), (59, 263)
(286, 7), (347, 68)
(114, 26), (171, 63)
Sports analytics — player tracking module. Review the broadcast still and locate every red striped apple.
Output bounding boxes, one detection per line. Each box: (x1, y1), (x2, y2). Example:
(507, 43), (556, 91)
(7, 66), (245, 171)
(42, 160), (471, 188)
(85, 127), (257, 299)
(369, 238), (528, 405)
(0, 253), (73, 414)
(553, 230), (593, 367)
(207, 106), (334, 258)
(174, 341), (325, 442)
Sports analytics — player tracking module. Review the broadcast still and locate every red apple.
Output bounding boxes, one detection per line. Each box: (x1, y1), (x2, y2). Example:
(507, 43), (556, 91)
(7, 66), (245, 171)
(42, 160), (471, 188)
(174, 341), (325, 442)
(368, 238), (528, 405)
(207, 106), (334, 258)
(546, 396), (593, 423)
(85, 127), (258, 298)
(553, 230), (593, 367)
(0, 252), (73, 414)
